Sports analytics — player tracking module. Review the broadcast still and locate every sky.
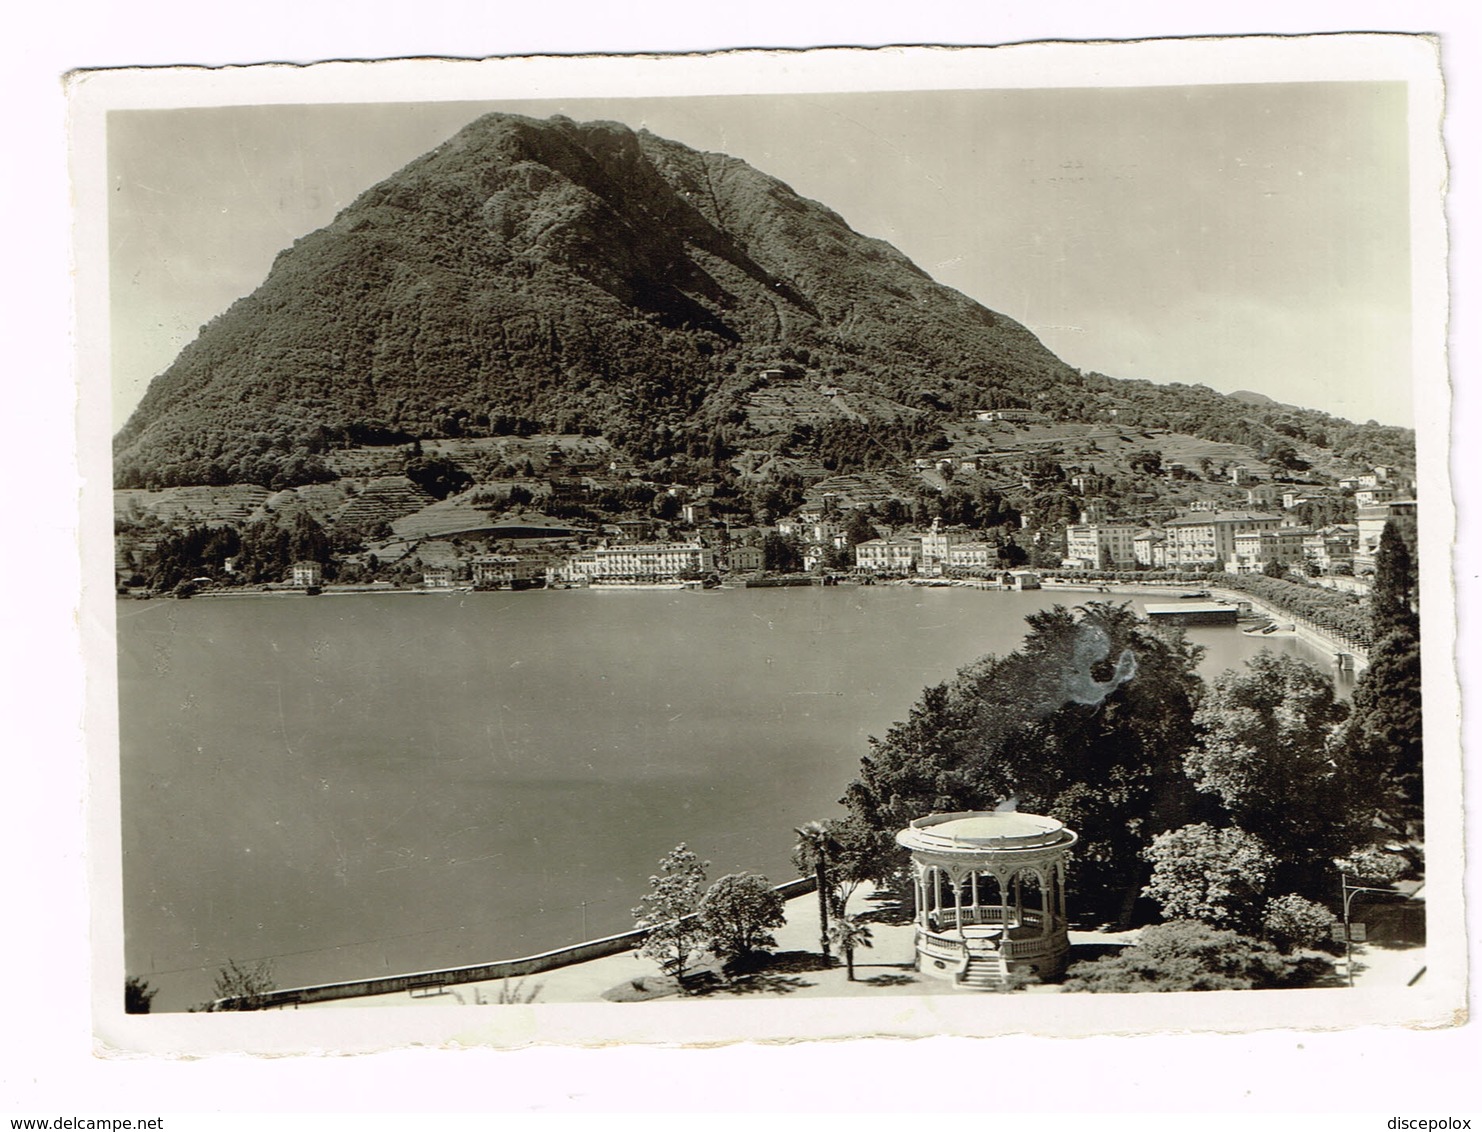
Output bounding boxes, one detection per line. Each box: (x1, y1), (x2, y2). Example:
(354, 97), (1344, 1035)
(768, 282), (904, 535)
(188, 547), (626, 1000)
(108, 83), (1416, 432)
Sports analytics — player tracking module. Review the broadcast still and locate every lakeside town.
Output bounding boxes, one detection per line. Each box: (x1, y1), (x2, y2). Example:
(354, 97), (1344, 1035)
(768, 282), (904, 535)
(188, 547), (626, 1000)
(114, 408), (1415, 667)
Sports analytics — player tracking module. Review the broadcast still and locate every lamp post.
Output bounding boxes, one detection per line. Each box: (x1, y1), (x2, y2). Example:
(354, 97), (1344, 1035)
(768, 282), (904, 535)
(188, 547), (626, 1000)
(1340, 872), (1393, 987)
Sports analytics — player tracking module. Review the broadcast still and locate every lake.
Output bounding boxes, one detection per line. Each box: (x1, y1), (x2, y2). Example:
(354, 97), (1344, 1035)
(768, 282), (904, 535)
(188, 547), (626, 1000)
(115, 585), (1349, 1010)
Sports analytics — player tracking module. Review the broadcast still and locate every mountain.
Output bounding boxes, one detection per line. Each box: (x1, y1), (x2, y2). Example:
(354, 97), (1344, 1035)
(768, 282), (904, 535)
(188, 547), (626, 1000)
(113, 113), (1072, 489)
(113, 112), (1414, 491)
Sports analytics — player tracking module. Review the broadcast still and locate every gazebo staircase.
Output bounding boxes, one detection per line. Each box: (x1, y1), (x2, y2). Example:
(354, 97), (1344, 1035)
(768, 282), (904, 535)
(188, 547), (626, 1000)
(957, 952), (1009, 990)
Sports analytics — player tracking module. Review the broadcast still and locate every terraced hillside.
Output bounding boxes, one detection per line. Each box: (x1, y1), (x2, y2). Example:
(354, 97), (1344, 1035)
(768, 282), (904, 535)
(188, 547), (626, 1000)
(114, 485), (273, 527)
(333, 477), (436, 531)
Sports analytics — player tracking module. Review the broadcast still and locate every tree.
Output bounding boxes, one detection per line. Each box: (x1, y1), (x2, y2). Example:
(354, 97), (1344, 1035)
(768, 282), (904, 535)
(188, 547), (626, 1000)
(821, 815), (897, 917)
(843, 602), (1207, 925)
(1142, 823), (1275, 932)
(404, 455), (472, 500)
(209, 958), (276, 1010)
(699, 873), (786, 961)
(1343, 627), (1422, 836)
(1261, 894), (1334, 953)
(792, 822), (838, 957)
(124, 976), (157, 1014)
(1063, 920), (1305, 993)
(826, 915), (875, 981)
(762, 532), (803, 573)
(1128, 448), (1163, 476)
(878, 498), (910, 527)
(1372, 520), (1419, 638)
(632, 843), (710, 985)
(843, 508), (881, 548)
(1183, 652), (1359, 894)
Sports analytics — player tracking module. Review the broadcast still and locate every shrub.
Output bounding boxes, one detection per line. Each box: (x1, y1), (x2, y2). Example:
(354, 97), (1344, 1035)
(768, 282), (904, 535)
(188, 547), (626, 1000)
(1063, 920), (1308, 993)
(1261, 894), (1334, 953)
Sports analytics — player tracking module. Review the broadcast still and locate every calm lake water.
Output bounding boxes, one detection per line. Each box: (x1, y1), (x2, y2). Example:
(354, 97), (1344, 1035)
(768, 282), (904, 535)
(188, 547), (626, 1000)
(116, 585), (1349, 1010)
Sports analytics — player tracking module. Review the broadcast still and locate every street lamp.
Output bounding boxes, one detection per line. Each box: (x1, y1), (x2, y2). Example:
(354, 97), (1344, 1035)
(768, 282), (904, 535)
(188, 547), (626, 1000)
(1339, 872), (1394, 987)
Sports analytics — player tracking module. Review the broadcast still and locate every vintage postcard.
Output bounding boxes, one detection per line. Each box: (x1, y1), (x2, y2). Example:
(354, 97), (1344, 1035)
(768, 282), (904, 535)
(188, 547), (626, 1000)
(70, 36), (1461, 1055)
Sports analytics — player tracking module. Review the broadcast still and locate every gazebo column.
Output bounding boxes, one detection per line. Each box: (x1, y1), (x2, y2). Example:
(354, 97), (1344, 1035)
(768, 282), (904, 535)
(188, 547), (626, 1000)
(932, 867), (942, 929)
(954, 871), (969, 942)
(1037, 867), (1052, 939)
(971, 871), (980, 923)
(996, 870), (1010, 940)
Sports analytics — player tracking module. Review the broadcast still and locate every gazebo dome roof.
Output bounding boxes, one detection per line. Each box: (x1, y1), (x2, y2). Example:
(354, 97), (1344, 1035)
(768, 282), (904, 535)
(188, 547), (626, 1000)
(896, 810), (1076, 855)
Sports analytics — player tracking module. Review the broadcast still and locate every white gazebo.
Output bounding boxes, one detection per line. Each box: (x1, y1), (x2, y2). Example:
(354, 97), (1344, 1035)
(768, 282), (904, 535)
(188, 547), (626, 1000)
(896, 810), (1078, 990)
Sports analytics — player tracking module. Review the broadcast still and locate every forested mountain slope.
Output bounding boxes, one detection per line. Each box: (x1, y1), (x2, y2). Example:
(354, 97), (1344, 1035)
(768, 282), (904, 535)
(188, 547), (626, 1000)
(114, 112), (1413, 490)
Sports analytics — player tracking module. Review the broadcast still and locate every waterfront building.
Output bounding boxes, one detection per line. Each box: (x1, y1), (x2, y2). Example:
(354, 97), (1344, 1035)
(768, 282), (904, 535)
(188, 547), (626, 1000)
(559, 542), (714, 584)
(1132, 529), (1166, 568)
(1231, 527), (1311, 574)
(471, 555), (545, 589)
(289, 561), (323, 587)
(1145, 602), (1239, 625)
(422, 566), (455, 588)
(726, 545), (763, 573)
(1162, 511), (1282, 568)
(897, 811), (1077, 989)
(1007, 569), (1041, 590)
(1063, 521), (1140, 570)
(919, 518), (994, 577)
(854, 536), (922, 575)
(945, 542), (1002, 572)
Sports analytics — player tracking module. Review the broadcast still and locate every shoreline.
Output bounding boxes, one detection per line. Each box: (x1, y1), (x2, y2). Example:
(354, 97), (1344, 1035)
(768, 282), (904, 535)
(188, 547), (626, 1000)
(123, 577), (1369, 671)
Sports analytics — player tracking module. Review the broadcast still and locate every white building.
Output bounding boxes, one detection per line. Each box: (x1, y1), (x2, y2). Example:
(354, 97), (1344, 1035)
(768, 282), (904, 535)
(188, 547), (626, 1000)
(1231, 527), (1311, 574)
(1161, 511), (1282, 568)
(1064, 522), (1141, 570)
(855, 536), (922, 575)
(560, 543), (714, 584)
(1132, 529), (1166, 568)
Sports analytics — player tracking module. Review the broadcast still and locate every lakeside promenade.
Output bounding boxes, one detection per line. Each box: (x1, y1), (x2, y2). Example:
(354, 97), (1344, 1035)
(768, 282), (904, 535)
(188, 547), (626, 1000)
(1042, 578), (1370, 673)
(287, 884), (1422, 1010)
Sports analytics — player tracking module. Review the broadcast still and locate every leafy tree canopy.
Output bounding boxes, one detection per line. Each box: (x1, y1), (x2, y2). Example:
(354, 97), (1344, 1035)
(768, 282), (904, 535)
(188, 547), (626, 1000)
(699, 873), (785, 960)
(1142, 823), (1275, 932)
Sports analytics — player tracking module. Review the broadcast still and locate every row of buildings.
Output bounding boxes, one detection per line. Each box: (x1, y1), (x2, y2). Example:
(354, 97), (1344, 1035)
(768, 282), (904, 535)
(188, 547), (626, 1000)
(1061, 498), (1416, 575)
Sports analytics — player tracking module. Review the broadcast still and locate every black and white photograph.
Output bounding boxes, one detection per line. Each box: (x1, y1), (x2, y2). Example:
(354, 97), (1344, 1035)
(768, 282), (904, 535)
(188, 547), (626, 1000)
(63, 33), (1464, 1067)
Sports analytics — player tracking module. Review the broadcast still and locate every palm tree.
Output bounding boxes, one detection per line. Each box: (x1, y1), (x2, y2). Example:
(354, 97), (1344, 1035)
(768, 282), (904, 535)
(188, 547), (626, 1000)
(793, 821), (837, 957)
(827, 915), (875, 981)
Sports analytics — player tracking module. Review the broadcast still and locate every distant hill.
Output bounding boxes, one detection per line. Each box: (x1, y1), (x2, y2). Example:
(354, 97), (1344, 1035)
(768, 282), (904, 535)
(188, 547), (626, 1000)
(1230, 390), (1280, 408)
(114, 112), (1415, 491)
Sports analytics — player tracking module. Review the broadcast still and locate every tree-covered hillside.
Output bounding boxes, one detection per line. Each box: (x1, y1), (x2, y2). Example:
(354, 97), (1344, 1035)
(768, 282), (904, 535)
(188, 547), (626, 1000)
(114, 112), (1414, 490)
(113, 113), (1068, 489)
